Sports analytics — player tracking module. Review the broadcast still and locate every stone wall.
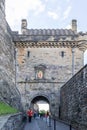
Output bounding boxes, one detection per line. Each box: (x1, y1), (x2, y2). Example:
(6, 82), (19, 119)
(0, 0), (22, 110)
(16, 47), (83, 83)
(60, 64), (87, 130)
(0, 113), (24, 130)
(14, 39), (84, 117)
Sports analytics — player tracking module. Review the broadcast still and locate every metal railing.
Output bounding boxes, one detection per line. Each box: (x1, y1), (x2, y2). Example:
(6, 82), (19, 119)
(45, 116), (74, 130)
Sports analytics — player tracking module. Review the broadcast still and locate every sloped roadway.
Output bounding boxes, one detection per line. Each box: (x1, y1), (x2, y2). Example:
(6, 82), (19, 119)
(23, 117), (75, 130)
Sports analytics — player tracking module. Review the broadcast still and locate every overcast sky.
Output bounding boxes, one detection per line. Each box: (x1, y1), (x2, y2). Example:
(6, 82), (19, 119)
(6, 0), (87, 64)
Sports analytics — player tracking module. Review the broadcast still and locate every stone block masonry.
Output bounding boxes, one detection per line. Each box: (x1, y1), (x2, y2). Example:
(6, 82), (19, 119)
(0, 113), (24, 130)
(15, 45), (84, 116)
(0, 0), (22, 110)
(60, 64), (87, 130)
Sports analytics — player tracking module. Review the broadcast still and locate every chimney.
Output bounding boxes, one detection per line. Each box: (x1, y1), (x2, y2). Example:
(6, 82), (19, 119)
(71, 19), (77, 32)
(21, 19), (27, 34)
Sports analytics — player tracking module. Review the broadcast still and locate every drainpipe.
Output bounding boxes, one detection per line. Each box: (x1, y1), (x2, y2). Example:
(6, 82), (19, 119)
(15, 48), (17, 90)
(72, 48), (75, 76)
(15, 48), (21, 96)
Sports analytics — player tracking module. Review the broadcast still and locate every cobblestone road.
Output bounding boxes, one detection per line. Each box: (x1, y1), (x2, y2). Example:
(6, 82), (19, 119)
(24, 117), (75, 130)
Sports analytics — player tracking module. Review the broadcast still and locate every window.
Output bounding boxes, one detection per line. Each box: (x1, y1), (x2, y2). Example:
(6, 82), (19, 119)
(61, 51), (65, 57)
(27, 51), (30, 57)
(14, 49), (16, 59)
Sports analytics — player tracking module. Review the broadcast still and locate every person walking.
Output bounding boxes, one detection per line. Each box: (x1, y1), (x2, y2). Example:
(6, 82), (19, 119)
(27, 108), (33, 122)
(33, 110), (37, 119)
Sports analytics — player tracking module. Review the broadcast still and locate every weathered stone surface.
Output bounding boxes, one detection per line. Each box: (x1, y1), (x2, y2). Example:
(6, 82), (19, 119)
(60, 65), (87, 130)
(0, 0), (22, 110)
(0, 113), (24, 130)
(15, 44), (84, 116)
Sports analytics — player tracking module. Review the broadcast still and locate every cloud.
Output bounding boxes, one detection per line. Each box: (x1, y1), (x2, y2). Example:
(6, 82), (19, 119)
(34, 2), (45, 15)
(66, 24), (71, 29)
(47, 11), (59, 20)
(66, 0), (70, 2)
(6, 0), (45, 30)
(63, 6), (72, 19)
(45, 0), (48, 2)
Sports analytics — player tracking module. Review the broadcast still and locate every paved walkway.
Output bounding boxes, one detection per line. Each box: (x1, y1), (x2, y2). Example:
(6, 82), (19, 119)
(0, 115), (10, 129)
(24, 117), (75, 130)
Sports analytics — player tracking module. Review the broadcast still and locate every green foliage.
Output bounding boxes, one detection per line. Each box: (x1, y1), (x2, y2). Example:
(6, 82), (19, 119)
(39, 110), (46, 114)
(0, 102), (18, 115)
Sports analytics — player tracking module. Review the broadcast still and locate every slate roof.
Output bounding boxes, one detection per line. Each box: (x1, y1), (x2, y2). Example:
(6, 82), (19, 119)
(13, 28), (78, 42)
(26, 29), (77, 36)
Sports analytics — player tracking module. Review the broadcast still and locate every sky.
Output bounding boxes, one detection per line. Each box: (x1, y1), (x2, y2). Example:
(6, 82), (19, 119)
(6, 0), (87, 64)
(37, 103), (49, 111)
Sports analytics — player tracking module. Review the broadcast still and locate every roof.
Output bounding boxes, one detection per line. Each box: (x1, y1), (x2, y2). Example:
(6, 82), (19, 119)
(13, 28), (78, 42)
(26, 29), (76, 36)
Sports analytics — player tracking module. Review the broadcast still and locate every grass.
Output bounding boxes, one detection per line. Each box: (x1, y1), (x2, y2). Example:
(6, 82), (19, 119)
(0, 102), (18, 115)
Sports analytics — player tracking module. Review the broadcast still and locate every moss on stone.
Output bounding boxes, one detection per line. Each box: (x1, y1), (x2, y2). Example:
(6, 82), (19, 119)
(0, 102), (18, 115)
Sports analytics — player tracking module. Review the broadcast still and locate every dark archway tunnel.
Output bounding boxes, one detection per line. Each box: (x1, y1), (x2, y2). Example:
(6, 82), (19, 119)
(31, 95), (49, 104)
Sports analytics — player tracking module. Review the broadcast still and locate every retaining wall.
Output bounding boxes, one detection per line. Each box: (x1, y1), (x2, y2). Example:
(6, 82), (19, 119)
(0, 113), (24, 130)
(60, 64), (87, 130)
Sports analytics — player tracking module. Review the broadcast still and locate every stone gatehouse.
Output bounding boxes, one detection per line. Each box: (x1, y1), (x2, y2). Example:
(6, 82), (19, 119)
(0, 0), (87, 117)
(13, 19), (87, 116)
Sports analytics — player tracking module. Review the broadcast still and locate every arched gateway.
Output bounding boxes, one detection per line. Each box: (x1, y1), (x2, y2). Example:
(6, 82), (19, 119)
(30, 94), (50, 104)
(30, 95), (50, 110)
(27, 93), (58, 117)
(14, 19), (87, 118)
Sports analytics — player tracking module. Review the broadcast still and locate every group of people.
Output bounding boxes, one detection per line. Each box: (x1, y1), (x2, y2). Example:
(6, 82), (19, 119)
(26, 108), (50, 123)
